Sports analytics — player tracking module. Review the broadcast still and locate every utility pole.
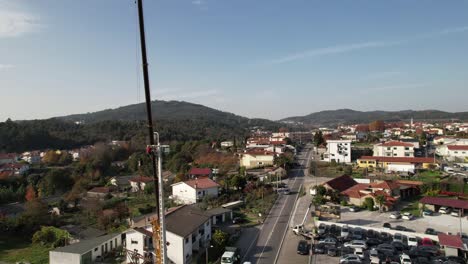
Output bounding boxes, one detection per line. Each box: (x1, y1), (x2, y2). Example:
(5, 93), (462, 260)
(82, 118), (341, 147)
(136, 0), (166, 263)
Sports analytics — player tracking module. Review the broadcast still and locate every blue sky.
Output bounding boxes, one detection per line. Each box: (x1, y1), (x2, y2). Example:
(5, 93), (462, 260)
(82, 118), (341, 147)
(1, 0), (468, 121)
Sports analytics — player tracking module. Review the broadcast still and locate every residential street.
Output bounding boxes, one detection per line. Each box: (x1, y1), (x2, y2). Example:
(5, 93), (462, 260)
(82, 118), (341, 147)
(240, 144), (313, 264)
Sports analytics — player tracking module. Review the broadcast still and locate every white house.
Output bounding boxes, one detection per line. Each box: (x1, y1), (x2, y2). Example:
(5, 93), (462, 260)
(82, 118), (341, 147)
(129, 205), (212, 264)
(445, 145), (468, 162)
(49, 233), (122, 264)
(129, 176), (153, 192)
(373, 141), (415, 157)
(323, 140), (351, 163)
(171, 177), (219, 204)
(240, 150), (275, 169)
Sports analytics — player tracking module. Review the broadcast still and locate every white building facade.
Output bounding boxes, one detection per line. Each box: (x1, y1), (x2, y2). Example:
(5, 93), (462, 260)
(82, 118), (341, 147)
(171, 178), (219, 204)
(373, 141), (415, 157)
(324, 140), (351, 163)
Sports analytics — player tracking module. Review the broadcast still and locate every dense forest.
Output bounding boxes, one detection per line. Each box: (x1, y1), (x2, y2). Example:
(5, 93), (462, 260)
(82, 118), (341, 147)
(0, 100), (286, 152)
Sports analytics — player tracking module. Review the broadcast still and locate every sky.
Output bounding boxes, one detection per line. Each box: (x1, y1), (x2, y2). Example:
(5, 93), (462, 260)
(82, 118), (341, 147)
(1, 0), (468, 121)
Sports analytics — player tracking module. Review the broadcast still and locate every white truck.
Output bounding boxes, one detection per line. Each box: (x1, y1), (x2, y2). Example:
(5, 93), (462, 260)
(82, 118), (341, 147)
(221, 247), (240, 264)
(292, 224), (314, 239)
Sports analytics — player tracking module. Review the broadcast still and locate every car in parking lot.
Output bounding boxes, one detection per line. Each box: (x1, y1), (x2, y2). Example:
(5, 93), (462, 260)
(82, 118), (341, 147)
(424, 228), (438, 235)
(318, 236), (337, 246)
(393, 233), (404, 243)
(389, 211), (401, 219)
(318, 224), (327, 235)
(341, 225), (350, 238)
(327, 246), (339, 257)
(400, 253), (412, 264)
(438, 206), (451, 214)
(351, 228), (364, 240)
(369, 249), (379, 264)
(408, 236), (418, 247)
(339, 254), (361, 263)
(349, 206), (360, 212)
(354, 247), (365, 259)
(313, 243), (327, 254)
(365, 238), (382, 247)
(297, 240), (309, 255)
(421, 238), (433, 246)
(383, 222), (391, 230)
(344, 240), (367, 249)
(402, 212), (414, 220)
(422, 209), (434, 216)
(391, 241), (407, 252)
(451, 209), (461, 217)
(376, 243), (396, 255)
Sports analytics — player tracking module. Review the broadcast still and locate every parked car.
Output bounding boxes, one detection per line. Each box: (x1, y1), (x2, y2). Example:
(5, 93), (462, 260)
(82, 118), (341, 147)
(451, 209), (461, 217)
(354, 247), (365, 259)
(366, 229), (378, 238)
(351, 229), (364, 240)
(420, 238), (433, 246)
(422, 209), (434, 216)
(344, 240), (367, 249)
(391, 241), (407, 252)
(408, 236), (418, 247)
(394, 225), (408, 232)
(402, 212), (414, 220)
(318, 224), (327, 235)
(376, 243), (396, 255)
(327, 246), (339, 257)
(340, 254), (361, 263)
(366, 238), (382, 247)
(383, 222), (392, 230)
(400, 253), (412, 264)
(390, 211), (401, 219)
(369, 249), (380, 264)
(297, 240), (309, 255)
(380, 232), (393, 242)
(349, 206), (360, 212)
(438, 206), (451, 214)
(313, 243), (327, 254)
(424, 228), (438, 235)
(341, 225), (350, 238)
(318, 237), (337, 246)
(393, 233), (404, 243)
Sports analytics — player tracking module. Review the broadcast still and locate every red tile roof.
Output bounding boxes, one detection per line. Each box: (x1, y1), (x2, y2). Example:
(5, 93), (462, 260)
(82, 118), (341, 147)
(189, 168), (212, 176)
(447, 145), (468, 151)
(420, 196), (468, 210)
(359, 156), (435, 163)
(437, 233), (464, 249)
(396, 180), (424, 187)
(341, 183), (368, 198)
(378, 141), (414, 147)
(0, 153), (17, 160)
(324, 175), (357, 192)
(372, 180), (399, 190)
(270, 141), (287, 145)
(184, 177), (219, 189)
(129, 176), (153, 183)
(244, 150), (275, 156)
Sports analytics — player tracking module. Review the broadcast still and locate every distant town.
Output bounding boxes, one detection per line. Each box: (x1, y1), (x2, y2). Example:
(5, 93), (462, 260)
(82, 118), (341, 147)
(0, 117), (467, 264)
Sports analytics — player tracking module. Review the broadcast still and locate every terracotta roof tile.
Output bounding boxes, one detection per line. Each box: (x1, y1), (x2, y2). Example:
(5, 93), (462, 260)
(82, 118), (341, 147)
(129, 176), (153, 183)
(437, 233), (464, 249)
(447, 145), (468, 151)
(378, 141), (414, 147)
(420, 196), (468, 210)
(359, 156), (435, 163)
(184, 177), (219, 189)
(324, 175), (357, 192)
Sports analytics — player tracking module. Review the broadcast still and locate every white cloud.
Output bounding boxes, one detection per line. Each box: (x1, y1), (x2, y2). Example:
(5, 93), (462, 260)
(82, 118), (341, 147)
(264, 26), (468, 65)
(0, 6), (40, 38)
(0, 64), (14, 70)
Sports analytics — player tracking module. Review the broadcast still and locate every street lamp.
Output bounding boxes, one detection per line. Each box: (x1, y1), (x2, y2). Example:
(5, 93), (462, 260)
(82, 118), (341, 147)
(205, 244), (213, 264)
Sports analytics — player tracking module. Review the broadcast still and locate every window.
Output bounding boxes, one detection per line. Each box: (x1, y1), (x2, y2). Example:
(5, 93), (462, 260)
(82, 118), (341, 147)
(393, 147), (397, 150)
(405, 147), (409, 150)
(110, 240), (113, 249)
(131, 239), (138, 244)
(94, 248), (98, 252)
(185, 237), (189, 244)
(387, 147), (391, 150)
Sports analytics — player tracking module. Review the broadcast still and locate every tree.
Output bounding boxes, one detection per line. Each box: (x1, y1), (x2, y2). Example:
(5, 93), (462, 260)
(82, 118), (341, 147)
(313, 131), (325, 147)
(375, 195), (386, 212)
(39, 169), (73, 196)
(229, 175), (247, 190)
(144, 181), (155, 195)
(212, 229), (229, 249)
(19, 199), (50, 230)
(369, 120), (385, 132)
(363, 197), (375, 211)
(25, 185), (37, 201)
(313, 194), (325, 206)
(32, 226), (70, 247)
(314, 185), (327, 196)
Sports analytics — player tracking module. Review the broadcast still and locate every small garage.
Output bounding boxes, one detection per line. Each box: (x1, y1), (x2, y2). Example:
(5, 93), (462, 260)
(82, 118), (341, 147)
(419, 196), (468, 216)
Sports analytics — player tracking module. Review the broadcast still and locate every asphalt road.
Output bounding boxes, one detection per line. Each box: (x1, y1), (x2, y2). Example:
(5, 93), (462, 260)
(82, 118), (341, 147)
(242, 145), (313, 264)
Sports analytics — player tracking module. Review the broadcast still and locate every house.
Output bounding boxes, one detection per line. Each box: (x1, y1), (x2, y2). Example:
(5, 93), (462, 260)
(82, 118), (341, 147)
(341, 183), (398, 211)
(129, 176), (153, 192)
(323, 140), (351, 163)
(21, 151), (41, 164)
(124, 227), (155, 263)
(240, 150), (275, 169)
(128, 205), (212, 264)
(437, 233), (467, 257)
(323, 175), (357, 193)
(445, 145), (468, 162)
(87, 186), (113, 199)
(373, 141), (415, 157)
(267, 167), (287, 179)
(109, 175), (134, 191)
(171, 177), (219, 204)
(419, 196), (468, 216)
(0, 163), (29, 175)
(188, 168), (212, 179)
(357, 156), (437, 173)
(206, 207), (233, 225)
(49, 233), (123, 264)
(0, 153), (18, 165)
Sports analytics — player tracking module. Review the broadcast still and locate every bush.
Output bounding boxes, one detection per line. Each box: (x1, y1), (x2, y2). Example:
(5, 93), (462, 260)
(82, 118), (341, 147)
(363, 197), (375, 211)
(32, 226), (70, 247)
(340, 200), (348, 206)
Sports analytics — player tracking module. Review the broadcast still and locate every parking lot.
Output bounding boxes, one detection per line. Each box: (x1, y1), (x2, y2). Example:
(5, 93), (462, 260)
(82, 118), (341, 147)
(338, 206), (468, 235)
(310, 222), (467, 264)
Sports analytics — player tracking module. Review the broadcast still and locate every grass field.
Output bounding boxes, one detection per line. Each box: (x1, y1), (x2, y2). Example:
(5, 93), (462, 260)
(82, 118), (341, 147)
(0, 235), (51, 264)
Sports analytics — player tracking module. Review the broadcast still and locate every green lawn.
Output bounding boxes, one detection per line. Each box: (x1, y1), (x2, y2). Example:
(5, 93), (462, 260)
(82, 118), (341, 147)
(415, 170), (442, 183)
(0, 235), (51, 264)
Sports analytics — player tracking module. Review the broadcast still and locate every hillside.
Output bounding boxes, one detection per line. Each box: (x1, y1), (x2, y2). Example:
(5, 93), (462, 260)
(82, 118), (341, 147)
(282, 109), (468, 126)
(0, 101), (282, 153)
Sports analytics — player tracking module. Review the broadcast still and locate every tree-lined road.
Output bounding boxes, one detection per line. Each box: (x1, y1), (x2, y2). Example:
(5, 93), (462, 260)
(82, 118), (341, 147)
(241, 144), (313, 264)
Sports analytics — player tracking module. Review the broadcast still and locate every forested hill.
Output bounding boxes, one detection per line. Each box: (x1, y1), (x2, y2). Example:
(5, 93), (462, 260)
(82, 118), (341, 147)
(282, 109), (468, 126)
(0, 101), (282, 153)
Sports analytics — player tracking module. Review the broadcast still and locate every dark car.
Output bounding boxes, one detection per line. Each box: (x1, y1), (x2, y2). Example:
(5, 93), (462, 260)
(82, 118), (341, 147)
(422, 209), (434, 216)
(391, 241), (407, 252)
(297, 240), (309, 255)
(366, 229), (377, 238)
(313, 243), (327, 254)
(377, 243), (396, 255)
(366, 238), (382, 247)
(352, 229), (364, 240)
(383, 222), (392, 229)
(380, 232), (393, 242)
(327, 246), (339, 257)
(394, 225), (407, 231)
(349, 206), (360, 212)
(338, 246), (355, 255)
(424, 228), (438, 235)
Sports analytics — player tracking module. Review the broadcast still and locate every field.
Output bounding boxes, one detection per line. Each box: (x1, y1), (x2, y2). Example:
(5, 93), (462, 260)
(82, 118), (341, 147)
(0, 235), (50, 264)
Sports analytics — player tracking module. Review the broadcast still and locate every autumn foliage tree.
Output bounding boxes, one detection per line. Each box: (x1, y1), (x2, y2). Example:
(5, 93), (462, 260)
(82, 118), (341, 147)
(25, 185), (37, 201)
(369, 120), (385, 132)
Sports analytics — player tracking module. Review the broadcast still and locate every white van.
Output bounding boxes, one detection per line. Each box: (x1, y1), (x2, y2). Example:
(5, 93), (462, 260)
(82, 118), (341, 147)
(369, 249), (379, 264)
(408, 236), (418, 247)
(354, 247), (365, 260)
